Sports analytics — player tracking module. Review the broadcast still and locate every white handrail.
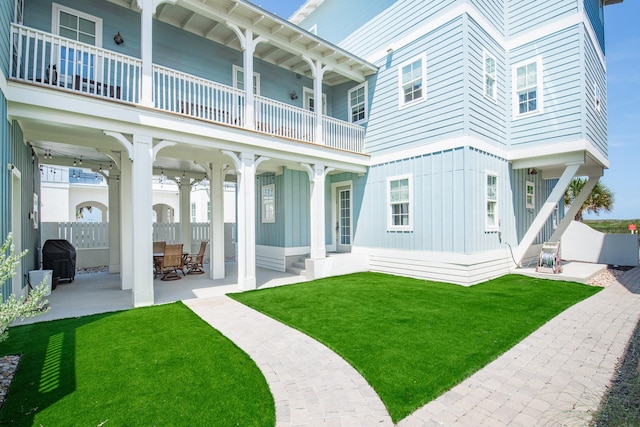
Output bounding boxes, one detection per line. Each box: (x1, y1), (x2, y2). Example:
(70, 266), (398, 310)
(10, 23), (141, 103)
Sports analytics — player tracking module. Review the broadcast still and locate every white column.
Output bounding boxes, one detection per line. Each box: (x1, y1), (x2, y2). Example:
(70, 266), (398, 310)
(303, 57), (330, 144)
(139, 0), (153, 107)
(243, 29), (256, 130)
(179, 179), (191, 253)
(303, 163), (327, 259)
(108, 173), (121, 274)
(236, 153), (256, 290)
(209, 164), (225, 279)
(515, 164), (580, 264)
(120, 156), (133, 290)
(131, 134), (154, 306)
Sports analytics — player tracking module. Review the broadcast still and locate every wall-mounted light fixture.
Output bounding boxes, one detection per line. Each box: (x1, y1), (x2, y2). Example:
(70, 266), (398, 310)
(290, 91), (298, 100)
(114, 32), (124, 45)
(527, 168), (538, 175)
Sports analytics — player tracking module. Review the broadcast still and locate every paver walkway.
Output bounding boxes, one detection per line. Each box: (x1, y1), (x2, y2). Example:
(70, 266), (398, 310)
(186, 267), (640, 426)
(184, 297), (393, 426)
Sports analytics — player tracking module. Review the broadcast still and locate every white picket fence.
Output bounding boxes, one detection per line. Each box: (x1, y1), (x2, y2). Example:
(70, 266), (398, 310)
(44, 222), (212, 249)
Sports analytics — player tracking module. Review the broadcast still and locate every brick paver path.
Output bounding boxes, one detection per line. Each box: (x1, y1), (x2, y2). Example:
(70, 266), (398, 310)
(187, 267), (640, 426)
(185, 297), (393, 426)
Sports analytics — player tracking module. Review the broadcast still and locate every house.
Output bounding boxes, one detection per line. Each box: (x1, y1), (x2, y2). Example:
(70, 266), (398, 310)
(0, 0), (616, 307)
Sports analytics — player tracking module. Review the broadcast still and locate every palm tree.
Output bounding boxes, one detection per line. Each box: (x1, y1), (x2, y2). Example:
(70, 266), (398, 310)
(564, 178), (615, 222)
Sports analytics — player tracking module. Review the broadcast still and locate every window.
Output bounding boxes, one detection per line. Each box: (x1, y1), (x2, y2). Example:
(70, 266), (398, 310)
(513, 58), (542, 117)
(348, 82), (368, 123)
(552, 205), (559, 229)
(484, 51), (497, 101)
(261, 184), (275, 223)
(595, 82), (602, 114)
(191, 202), (196, 222)
(486, 172), (498, 230)
(387, 175), (412, 231)
(398, 54), (426, 108)
(303, 87), (327, 114)
(52, 4), (102, 85)
(233, 65), (260, 95)
(525, 181), (535, 209)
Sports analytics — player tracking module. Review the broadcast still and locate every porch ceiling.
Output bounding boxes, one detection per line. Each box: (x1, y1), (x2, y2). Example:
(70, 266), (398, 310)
(106, 0), (378, 86)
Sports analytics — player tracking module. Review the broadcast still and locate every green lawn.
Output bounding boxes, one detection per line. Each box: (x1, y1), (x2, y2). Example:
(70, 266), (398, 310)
(0, 302), (274, 427)
(230, 272), (601, 422)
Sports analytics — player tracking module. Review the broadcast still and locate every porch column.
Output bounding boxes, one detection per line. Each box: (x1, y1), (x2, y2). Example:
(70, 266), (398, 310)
(131, 134), (154, 306)
(209, 163), (225, 279)
(514, 164), (580, 265)
(303, 57), (331, 144)
(138, 0), (153, 107)
(550, 171), (602, 242)
(302, 163), (330, 259)
(179, 179), (191, 254)
(120, 156), (133, 290)
(227, 25), (267, 130)
(108, 172), (121, 274)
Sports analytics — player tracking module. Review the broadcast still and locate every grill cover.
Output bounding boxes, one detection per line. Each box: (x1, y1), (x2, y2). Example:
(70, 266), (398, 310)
(42, 239), (76, 282)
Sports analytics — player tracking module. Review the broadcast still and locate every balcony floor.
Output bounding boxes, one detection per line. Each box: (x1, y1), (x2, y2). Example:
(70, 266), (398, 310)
(14, 261), (307, 326)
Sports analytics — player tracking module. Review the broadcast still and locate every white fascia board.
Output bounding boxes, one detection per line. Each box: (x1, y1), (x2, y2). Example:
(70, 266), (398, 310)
(509, 138), (609, 168)
(366, 4), (605, 71)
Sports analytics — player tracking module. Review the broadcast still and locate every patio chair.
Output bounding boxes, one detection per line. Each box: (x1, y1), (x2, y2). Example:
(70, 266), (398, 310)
(158, 244), (184, 281)
(185, 241), (208, 274)
(153, 241), (166, 277)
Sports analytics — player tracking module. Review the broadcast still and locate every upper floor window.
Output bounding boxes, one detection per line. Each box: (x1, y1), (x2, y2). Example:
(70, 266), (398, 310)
(525, 181), (535, 209)
(52, 3), (102, 46)
(233, 65), (260, 95)
(398, 54), (426, 108)
(513, 58), (543, 118)
(483, 51), (497, 101)
(486, 172), (498, 231)
(261, 184), (275, 223)
(387, 174), (413, 231)
(348, 82), (368, 124)
(595, 82), (602, 114)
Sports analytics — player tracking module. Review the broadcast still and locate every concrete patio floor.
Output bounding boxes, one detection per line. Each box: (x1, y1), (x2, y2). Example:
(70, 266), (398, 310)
(14, 261), (307, 326)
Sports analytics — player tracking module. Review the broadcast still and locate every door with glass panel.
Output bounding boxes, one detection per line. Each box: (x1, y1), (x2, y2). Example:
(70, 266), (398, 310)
(336, 186), (351, 252)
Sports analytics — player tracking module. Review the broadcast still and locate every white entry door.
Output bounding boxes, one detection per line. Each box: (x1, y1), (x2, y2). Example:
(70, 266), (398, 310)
(336, 186), (351, 252)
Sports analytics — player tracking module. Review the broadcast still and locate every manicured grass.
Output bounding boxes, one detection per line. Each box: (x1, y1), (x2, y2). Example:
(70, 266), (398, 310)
(230, 272), (601, 422)
(0, 302), (274, 426)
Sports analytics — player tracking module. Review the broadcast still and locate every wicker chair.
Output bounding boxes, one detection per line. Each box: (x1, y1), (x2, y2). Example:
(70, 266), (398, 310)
(158, 244), (184, 281)
(185, 241), (207, 274)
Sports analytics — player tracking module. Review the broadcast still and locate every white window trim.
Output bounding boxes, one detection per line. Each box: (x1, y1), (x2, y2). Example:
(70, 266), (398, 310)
(525, 180), (535, 210)
(51, 3), (103, 47)
(386, 174), (413, 232)
(261, 183), (275, 224)
(398, 53), (427, 109)
(232, 64), (260, 95)
(303, 87), (327, 115)
(483, 50), (497, 102)
(485, 171), (499, 231)
(594, 81), (602, 114)
(348, 81), (368, 124)
(512, 57), (543, 119)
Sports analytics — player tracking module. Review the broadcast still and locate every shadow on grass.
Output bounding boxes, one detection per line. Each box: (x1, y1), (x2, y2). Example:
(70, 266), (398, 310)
(0, 303), (275, 427)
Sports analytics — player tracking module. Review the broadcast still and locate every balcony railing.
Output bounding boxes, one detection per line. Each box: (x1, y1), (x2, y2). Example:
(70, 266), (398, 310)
(9, 24), (365, 153)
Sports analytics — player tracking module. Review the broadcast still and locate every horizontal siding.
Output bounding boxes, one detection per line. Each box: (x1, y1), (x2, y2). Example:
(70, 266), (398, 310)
(338, 0), (458, 59)
(466, 17), (507, 145)
(507, 0), (577, 37)
(509, 26), (583, 147)
(468, 0), (505, 36)
(365, 18), (465, 155)
(583, 30), (607, 157)
(583, 0), (605, 53)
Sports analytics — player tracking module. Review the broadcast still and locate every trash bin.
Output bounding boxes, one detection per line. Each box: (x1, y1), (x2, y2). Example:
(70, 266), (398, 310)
(28, 269), (53, 296)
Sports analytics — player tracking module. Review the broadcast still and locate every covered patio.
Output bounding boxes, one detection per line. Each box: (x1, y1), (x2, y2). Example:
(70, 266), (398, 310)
(15, 261), (307, 325)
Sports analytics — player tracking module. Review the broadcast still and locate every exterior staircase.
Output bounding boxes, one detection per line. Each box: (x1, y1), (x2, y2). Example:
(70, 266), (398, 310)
(287, 255), (309, 276)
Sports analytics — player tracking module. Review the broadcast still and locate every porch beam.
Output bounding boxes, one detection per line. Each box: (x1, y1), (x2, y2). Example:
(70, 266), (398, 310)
(514, 164), (580, 265)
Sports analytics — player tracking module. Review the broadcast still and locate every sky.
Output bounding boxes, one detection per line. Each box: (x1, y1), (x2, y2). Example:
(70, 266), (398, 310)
(257, 1), (639, 220)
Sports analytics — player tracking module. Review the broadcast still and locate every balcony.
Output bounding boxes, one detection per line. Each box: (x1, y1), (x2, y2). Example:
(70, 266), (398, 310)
(9, 24), (365, 153)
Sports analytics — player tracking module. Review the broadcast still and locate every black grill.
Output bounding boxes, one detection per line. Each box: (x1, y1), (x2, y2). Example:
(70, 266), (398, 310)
(42, 239), (76, 283)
